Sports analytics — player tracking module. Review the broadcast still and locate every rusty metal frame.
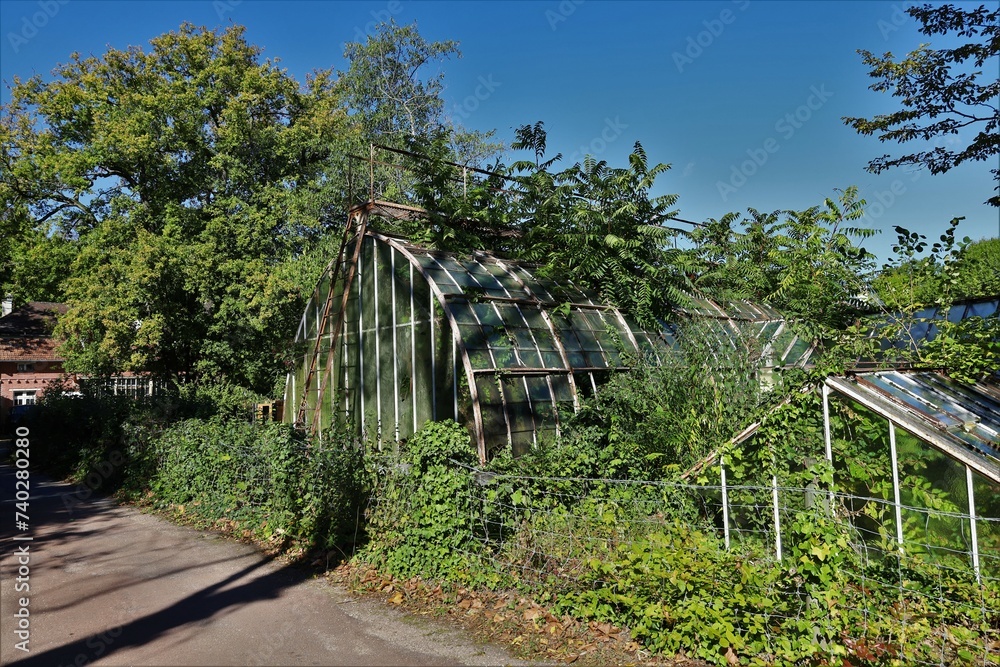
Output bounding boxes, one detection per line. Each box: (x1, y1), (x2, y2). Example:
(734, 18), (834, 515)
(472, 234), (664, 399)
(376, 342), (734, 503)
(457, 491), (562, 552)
(303, 204), (370, 436)
(294, 209), (357, 430)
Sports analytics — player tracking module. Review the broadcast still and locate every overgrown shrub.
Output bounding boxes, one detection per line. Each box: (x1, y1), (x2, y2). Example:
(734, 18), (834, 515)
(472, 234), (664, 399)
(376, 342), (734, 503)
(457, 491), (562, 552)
(138, 417), (368, 550)
(362, 420), (481, 579)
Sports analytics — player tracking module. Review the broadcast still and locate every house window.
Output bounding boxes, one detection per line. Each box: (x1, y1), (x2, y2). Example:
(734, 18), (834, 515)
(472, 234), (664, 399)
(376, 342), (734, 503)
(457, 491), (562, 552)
(13, 391), (37, 406)
(16, 363), (35, 373)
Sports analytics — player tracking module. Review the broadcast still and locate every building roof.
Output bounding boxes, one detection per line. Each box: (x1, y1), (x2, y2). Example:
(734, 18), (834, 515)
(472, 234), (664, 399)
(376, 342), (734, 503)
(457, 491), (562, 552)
(0, 302), (68, 337)
(0, 302), (68, 362)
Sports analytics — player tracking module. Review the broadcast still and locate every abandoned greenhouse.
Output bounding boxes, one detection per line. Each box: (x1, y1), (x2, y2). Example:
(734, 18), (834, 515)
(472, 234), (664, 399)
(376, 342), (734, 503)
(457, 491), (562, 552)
(282, 198), (817, 462)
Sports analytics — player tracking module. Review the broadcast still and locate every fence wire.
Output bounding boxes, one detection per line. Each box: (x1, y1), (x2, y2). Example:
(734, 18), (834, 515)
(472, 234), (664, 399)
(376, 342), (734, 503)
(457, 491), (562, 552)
(389, 461), (999, 666)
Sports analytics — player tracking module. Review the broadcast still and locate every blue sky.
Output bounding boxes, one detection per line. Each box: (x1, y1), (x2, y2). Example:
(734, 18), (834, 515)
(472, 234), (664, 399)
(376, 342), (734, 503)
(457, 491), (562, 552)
(2, 0), (997, 263)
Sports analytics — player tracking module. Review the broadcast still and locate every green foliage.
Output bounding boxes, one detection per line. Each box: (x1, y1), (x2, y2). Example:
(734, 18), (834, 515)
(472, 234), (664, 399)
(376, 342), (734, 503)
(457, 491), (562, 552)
(955, 237), (1000, 298)
(340, 20), (457, 143)
(2, 23), (352, 393)
(562, 343), (765, 478)
(25, 386), (146, 488)
(362, 420), (480, 579)
(28, 382), (369, 551)
(843, 3), (1000, 206)
(517, 134), (686, 325)
(860, 219), (999, 381)
(687, 187), (877, 332)
(921, 315), (1000, 383)
(139, 417), (369, 550)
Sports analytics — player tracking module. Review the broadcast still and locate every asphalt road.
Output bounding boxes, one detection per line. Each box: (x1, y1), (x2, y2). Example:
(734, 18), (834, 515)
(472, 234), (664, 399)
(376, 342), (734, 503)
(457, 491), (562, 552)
(0, 441), (526, 666)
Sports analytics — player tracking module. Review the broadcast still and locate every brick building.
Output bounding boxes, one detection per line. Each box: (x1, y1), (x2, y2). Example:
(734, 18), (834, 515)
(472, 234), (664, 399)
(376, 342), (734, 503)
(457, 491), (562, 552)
(0, 297), (75, 432)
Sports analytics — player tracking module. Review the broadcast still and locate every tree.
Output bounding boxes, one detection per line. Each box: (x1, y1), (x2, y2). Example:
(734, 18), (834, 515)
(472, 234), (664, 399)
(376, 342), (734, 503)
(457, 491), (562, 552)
(340, 21), (499, 159)
(682, 189), (877, 331)
(341, 20), (458, 143)
(1, 23), (352, 392)
(843, 3), (1000, 206)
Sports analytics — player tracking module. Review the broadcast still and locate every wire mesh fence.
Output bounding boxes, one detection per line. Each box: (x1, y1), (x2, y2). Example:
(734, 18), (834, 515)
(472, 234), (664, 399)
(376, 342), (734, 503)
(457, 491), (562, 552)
(367, 460), (1000, 665)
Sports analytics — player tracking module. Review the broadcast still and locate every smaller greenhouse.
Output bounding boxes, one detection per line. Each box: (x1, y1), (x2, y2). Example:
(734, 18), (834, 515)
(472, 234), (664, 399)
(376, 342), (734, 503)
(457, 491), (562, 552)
(283, 201), (814, 461)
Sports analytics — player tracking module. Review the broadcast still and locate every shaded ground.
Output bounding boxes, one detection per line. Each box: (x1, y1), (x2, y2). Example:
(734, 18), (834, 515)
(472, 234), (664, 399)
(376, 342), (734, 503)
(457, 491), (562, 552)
(0, 441), (530, 666)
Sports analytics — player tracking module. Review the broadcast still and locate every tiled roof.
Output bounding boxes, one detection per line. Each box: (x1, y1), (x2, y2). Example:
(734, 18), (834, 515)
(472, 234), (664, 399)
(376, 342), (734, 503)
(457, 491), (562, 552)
(0, 337), (63, 361)
(0, 302), (67, 361)
(0, 302), (68, 337)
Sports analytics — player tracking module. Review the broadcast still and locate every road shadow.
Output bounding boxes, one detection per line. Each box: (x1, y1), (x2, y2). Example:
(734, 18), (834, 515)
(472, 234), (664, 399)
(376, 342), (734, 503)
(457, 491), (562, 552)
(1, 460), (313, 667)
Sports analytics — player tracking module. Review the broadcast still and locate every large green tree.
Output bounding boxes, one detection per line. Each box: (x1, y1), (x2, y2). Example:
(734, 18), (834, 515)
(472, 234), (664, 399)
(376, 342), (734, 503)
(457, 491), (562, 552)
(844, 3), (1000, 206)
(1, 23), (353, 391)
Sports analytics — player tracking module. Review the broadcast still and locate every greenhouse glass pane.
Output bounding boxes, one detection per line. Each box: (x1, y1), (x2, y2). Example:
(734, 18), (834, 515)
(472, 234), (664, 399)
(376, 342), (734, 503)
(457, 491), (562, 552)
(360, 245), (378, 441)
(972, 470), (1000, 581)
(343, 282), (360, 432)
(783, 337), (811, 366)
(450, 301), (480, 325)
(514, 268), (556, 301)
(478, 263), (524, 297)
(477, 377), (509, 451)
(412, 275), (434, 429)
(396, 319), (414, 440)
(422, 268), (465, 295)
(946, 304), (967, 323)
(502, 378), (536, 447)
(969, 300), (999, 318)
(457, 323), (488, 350)
(573, 372), (595, 399)
(897, 437), (973, 571)
(473, 303), (503, 326)
(377, 242), (396, 442)
(433, 313), (455, 425)
(461, 261), (508, 295)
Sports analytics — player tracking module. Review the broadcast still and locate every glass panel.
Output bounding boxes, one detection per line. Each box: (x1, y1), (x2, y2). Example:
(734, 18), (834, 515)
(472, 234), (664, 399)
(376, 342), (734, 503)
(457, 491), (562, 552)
(897, 435), (973, 570)
(433, 303), (455, 426)
(343, 274), (361, 435)
(422, 268), (465, 295)
(473, 303), (503, 327)
(412, 268), (434, 430)
(502, 377), (535, 457)
(969, 299), (999, 318)
(360, 238), (378, 440)
(482, 262), (533, 300)
(513, 267), (556, 301)
(972, 470), (1000, 581)
(460, 260), (508, 296)
(377, 242), (396, 444)
(477, 376), (509, 453)
(396, 312), (414, 439)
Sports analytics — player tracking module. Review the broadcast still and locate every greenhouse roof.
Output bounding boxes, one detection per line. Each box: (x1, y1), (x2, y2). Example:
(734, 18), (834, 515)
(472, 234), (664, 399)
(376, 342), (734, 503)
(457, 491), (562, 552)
(825, 371), (1000, 483)
(867, 297), (1000, 352)
(382, 233), (818, 373)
